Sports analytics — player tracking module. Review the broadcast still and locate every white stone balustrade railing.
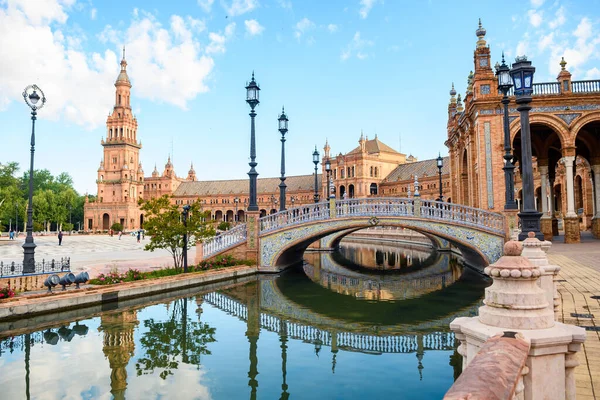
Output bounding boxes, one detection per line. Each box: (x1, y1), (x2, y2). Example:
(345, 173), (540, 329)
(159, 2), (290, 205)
(260, 202), (330, 233)
(202, 224), (247, 258)
(259, 198), (504, 235)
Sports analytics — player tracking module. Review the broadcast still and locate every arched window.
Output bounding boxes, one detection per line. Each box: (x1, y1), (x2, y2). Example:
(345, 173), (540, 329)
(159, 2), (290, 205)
(118, 94), (121, 105)
(374, 167), (379, 177)
(370, 166), (373, 177)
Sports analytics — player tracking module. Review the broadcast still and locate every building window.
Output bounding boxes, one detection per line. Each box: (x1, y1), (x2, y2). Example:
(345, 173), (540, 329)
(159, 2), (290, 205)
(563, 80), (569, 91)
(480, 84), (491, 95)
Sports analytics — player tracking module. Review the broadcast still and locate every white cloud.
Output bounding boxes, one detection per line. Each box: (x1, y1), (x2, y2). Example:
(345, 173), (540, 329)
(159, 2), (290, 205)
(530, 0), (544, 7)
(585, 67), (600, 79)
(90, 7), (97, 20)
(294, 17), (314, 40)
(527, 9), (543, 27)
(359, 0), (381, 19)
(206, 22), (236, 53)
(244, 19), (264, 36)
(516, 40), (528, 58)
(0, 0), (118, 128)
(547, 17), (599, 78)
(548, 6), (565, 29)
(327, 24), (338, 33)
(221, 0), (258, 16)
(340, 31), (374, 61)
(276, 0), (292, 8)
(538, 32), (553, 51)
(197, 0), (214, 13)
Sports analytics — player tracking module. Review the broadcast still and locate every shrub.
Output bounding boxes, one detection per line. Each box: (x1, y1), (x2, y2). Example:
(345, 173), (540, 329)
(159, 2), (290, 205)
(0, 285), (16, 299)
(217, 221), (231, 231)
(110, 222), (124, 232)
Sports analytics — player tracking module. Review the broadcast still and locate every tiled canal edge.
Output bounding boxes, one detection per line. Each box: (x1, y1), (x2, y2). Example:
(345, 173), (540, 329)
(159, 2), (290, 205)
(549, 253), (600, 400)
(0, 265), (258, 322)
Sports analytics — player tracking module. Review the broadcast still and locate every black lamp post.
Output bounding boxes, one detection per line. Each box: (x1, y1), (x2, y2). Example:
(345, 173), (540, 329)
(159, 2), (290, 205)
(15, 202), (18, 236)
(436, 153), (444, 202)
(182, 204), (190, 273)
(325, 159), (332, 199)
(246, 73), (260, 212)
(510, 56), (543, 241)
(312, 147), (320, 203)
(278, 107), (288, 211)
(22, 84), (46, 273)
(496, 53), (518, 210)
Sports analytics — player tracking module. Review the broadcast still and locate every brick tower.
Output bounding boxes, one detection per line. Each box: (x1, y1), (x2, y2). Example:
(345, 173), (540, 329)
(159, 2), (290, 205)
(85, 48), (145, 231)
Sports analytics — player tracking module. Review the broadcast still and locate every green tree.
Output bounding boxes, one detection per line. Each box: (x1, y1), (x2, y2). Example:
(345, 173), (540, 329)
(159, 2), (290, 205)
(139, 195), (215, 271)
(110, 222), (123, 232)
(135, 298), (216, 380)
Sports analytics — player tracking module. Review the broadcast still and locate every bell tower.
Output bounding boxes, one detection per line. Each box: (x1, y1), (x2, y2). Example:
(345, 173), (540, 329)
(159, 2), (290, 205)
(97, 47), (143, 206)
(86, 47), (145, 231)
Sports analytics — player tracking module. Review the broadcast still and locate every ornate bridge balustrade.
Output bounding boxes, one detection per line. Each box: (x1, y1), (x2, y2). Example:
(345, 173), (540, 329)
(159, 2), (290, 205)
(202, 291), (455, 354)
(202, 224), (247, 259)
(197, 197), (507, 268)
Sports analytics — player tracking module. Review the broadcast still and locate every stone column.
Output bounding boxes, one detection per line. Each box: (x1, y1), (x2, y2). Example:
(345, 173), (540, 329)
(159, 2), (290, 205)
(592, 164), (600, 238)
(449, 240), (586, 400)
(549, 177), (559, 236)
(562, 155), (580, 243)
(539, 165), (552, 241)
(245, 210), (261, 265)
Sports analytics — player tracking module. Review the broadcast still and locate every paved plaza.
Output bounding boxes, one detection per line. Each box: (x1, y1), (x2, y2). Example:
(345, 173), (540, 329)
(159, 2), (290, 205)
(0, 234), (193, 277)
(548, 232), (600, 400)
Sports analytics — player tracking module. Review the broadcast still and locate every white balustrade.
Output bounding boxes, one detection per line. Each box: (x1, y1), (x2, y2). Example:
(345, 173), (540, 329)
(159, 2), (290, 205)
(202, 224), (247, 258)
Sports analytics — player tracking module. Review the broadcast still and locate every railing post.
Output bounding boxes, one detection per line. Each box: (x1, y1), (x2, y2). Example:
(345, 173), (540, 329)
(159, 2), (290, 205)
(413, 198), (421, 217)
(329, 197), (336, 218)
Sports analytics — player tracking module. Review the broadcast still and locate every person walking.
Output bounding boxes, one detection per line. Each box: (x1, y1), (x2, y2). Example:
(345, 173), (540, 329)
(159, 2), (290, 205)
(137, 230), (141, 243)
(118, 231), (122, 240)
(58, 230), (63, 246)
(9, 230), (13, 240)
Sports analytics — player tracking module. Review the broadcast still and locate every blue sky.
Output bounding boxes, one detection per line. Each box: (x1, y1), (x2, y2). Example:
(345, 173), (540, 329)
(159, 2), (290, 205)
(1, 0), (599, 194)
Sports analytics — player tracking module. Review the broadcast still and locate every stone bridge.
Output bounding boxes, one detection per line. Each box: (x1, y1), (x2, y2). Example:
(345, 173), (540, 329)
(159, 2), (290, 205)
(196, 197), (507, 271)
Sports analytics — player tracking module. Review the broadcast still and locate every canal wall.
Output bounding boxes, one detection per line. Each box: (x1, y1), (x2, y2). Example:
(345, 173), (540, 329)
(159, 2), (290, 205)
(0, 265), (258, 322)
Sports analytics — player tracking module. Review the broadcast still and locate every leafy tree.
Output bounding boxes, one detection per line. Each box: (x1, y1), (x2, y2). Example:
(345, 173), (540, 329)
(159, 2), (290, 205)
(135, 298), (216, 379)
(110, 222), (123, 232)
(139, 195), (215, 271)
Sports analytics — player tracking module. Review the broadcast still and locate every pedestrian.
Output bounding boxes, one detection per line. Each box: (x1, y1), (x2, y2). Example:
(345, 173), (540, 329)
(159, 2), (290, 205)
(142, 230), (145, 240)
(118, 231), (122, 240)
(58, 230), (63, 246)
(110, 229), (113, 237)
(137, 230), (141, 243)
(9, 230), (13, 240)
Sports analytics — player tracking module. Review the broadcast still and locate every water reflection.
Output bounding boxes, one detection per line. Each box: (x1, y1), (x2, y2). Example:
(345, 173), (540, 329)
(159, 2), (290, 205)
(304, 249), (462, 301)
(0, 246), (486, 399)
(335, 241), (437, 272)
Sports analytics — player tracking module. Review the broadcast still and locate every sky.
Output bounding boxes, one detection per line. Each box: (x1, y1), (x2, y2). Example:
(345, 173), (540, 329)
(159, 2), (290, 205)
(1, 0), (600, 194)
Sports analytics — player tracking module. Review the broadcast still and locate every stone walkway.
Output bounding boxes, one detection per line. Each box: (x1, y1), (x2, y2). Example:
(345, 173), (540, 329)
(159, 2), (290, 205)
(548, 232), (600, 400)
(0, 235), (195, 278)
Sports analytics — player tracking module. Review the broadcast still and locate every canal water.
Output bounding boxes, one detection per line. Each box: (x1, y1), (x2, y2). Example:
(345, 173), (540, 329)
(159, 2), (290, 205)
(0, 238), (488, 399)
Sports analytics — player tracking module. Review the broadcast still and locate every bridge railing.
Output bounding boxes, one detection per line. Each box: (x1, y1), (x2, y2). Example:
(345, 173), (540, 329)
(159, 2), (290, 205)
(260, 202), (330, 233)
(202, 224), (247, 258)
(419, 200), (505, 234)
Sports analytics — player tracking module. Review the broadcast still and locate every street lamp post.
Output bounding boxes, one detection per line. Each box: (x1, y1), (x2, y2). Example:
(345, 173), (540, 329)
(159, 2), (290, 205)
(510, 56), (543, 241)
(246, 73), (260, 212)
(325, 159), (332, 199)
(312, 147), (320, 203)
(182, 204), (190, 273)
(15, 202), (18, 236)
(496, 53), (518, 210)
(436, 153), (444, 202)
(278, 107), (289, 212)
(22, 84), (46, 273)
(68, 204), (72, 234)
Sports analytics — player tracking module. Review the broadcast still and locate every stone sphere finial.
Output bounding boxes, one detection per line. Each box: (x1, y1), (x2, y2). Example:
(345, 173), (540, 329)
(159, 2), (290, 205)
(503, 240), (522, 256)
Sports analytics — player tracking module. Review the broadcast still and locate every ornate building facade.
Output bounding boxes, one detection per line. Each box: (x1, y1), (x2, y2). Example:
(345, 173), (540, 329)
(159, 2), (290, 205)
(446, 20), (600, 242)
(85, 53), (451, 232)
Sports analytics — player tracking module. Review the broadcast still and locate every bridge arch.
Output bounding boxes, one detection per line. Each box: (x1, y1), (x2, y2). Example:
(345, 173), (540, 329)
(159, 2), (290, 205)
(263, 217), (501, 271)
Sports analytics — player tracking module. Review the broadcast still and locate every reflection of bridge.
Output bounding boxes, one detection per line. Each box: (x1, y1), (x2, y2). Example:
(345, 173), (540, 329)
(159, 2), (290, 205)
(198, 197), (506, 270)
(203, 291), (455, 354)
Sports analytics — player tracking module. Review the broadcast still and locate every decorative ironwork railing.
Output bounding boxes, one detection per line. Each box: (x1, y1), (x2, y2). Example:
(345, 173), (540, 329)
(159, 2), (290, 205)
(260, 198), (504, 235)
(0, 257), (71, 277)
(571, 80), (600, 93)
(203, 291), (455, 353)
(506, 79), (600, 96)
(260, 202), (330, 233)
(202, 224), (247, 258)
